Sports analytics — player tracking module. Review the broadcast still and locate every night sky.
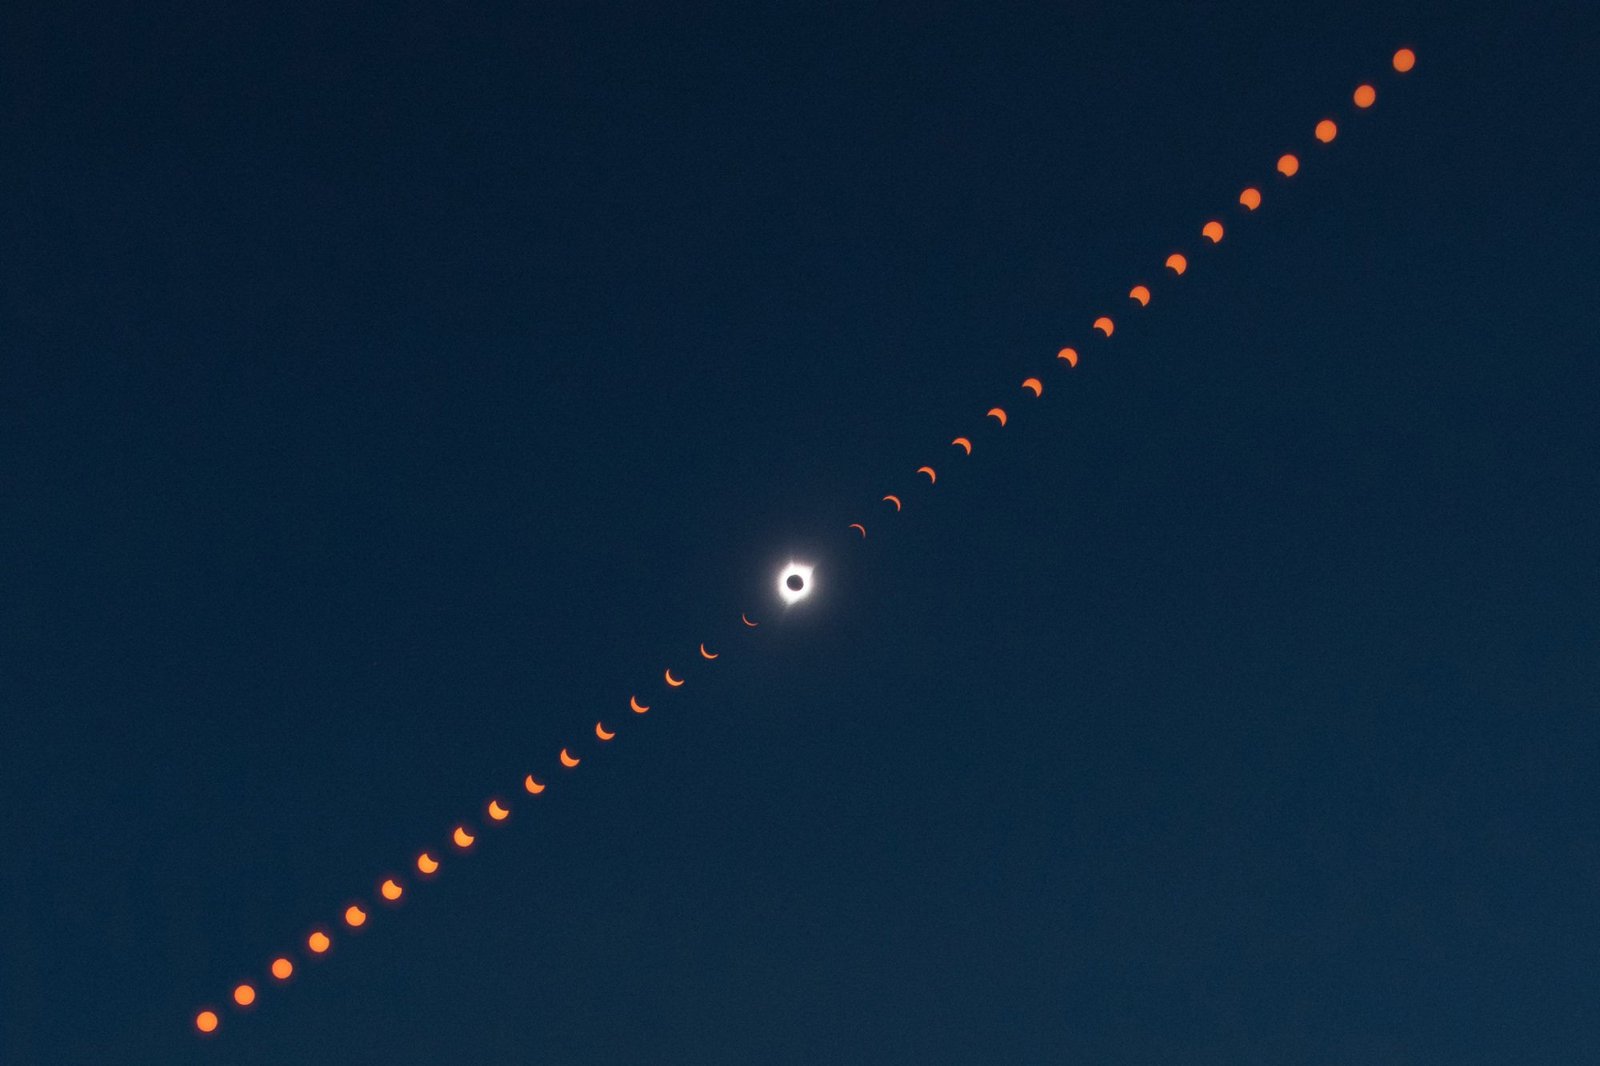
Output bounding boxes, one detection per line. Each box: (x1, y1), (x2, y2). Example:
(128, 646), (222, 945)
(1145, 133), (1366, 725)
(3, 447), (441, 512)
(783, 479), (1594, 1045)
(5, 3), (1599, 1064)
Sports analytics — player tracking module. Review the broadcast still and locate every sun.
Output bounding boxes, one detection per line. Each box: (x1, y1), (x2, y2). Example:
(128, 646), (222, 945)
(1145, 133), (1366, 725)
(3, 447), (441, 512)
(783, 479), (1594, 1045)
(777, 562), (814, 605)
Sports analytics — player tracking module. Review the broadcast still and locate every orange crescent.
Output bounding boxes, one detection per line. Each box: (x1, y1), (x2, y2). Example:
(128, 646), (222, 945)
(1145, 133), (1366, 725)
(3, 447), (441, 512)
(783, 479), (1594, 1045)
(987, 407), (1007, 426)
(1202, 220), (1224, 243)
(917, 466), (936, 484)
(1021, 377), (1042, 397)
(951, 437), (972, 454)
(1057, 347), (1078, 367)
(664, 668), (684, 687)
(883, 494), (902, 511)
(452, 826), (475, 848)
(487, 800), (509, 821)
(1129, 285), (1150, 307)
(1165, 253), (1187, 275)
(849, 522), (867, 537)
(1240, 187), (1262, 210)
(560, 748), (581, 768)
(595, 721), (615, 741)
(1093, 316), (1114, 337)
(699, 643), (718, 660)
(416, 852), (439, 875)
(523, 774), (546, 794)
(630, 695), (650, 714)
(741, 612), (759, 627)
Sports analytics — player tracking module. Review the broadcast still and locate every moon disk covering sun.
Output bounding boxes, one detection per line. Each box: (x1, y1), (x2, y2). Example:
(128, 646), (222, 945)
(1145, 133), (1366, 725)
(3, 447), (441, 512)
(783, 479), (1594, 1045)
(778, 562), (814, 605)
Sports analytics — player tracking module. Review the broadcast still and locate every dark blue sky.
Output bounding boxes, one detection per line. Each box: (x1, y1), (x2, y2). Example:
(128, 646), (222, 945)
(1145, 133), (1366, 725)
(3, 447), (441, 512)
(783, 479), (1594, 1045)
(5, 3), (1598, 1063)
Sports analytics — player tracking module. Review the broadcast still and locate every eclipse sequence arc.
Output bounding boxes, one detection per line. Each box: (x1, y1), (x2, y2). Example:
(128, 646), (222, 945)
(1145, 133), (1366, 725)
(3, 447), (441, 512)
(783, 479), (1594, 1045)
(191, 44), (1421, 1038)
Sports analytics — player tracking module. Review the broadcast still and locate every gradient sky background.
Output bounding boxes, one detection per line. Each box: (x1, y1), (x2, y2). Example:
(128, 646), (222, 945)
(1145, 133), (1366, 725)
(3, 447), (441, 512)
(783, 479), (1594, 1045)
(5, 3), (1599, 1064)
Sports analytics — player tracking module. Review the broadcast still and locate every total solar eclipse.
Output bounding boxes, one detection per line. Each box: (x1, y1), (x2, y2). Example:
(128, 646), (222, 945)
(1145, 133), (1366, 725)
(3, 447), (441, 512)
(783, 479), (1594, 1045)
(778, 562), (814, 605)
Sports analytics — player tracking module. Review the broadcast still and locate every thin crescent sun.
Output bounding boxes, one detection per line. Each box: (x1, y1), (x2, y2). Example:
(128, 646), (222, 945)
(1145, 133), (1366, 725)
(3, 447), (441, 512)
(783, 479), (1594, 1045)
(452, 826), (475, 848)
(560, 748), (581, 768)
(595, 721), (615, 741)
(849, 522), (867, 537)
(741, 612), (759, 627)
(1022, 377), (1042, 397)
(664, 668), (684, 687)
(917, 466), (936, 483)
(523, 774), (546, 794)
(630, 695), (650, 714)
(951, 437), (972, 454)
(987, 407), (1007, 426)
(699, 643), (717, 660)
(883, 494), (902, 511)
(1057, 347), (1078, 367)
(487, 800), (509, 821)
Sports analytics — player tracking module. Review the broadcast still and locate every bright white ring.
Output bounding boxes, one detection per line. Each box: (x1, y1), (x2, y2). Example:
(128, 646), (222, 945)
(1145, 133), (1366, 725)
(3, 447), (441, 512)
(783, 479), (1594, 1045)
(778, 562), (814, 605)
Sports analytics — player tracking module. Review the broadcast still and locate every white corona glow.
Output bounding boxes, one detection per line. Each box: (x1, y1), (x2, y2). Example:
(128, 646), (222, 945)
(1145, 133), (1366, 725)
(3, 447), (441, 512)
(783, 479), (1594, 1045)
(778, 562), (814, 605)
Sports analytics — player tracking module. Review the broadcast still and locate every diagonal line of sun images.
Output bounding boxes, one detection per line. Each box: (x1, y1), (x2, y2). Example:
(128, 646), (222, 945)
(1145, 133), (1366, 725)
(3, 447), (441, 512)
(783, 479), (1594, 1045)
(192, 45), (1421, 1038)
